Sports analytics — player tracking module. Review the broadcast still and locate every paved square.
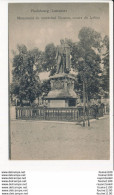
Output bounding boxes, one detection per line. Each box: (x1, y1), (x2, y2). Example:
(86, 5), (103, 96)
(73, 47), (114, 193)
(10, 116), (110, 160)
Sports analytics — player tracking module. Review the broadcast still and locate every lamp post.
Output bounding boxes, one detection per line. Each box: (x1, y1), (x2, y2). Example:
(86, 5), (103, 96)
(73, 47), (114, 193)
(86, 90), (90, 126)
(78, 57), (86, 127)
(82, 76), (86, 127)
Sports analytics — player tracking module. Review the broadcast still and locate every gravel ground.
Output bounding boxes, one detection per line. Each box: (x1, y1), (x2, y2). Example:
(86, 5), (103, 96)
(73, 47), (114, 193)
(10, 116), (110, 160)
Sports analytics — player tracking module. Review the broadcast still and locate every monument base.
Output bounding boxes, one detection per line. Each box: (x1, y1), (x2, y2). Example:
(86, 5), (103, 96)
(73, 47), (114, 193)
(47, 98), (77, 108)
(45, 73), (78, 108)
(48, 100), (66, 108)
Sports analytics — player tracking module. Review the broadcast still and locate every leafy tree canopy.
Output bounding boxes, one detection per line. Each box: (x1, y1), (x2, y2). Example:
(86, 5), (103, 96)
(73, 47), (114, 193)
(71, 27), (102, 99)
(11, 45), (42, 105)
(42, 43), (56, 76)
(101, 35), (109, 94)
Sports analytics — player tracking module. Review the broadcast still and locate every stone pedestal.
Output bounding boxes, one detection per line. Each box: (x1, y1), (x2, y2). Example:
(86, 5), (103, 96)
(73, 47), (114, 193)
(45, 73), (78, 108)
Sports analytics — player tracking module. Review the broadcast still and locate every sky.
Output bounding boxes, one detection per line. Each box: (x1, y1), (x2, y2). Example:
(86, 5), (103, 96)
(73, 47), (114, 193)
(8, 3), (109, 80)
(9, 3), (109, 52)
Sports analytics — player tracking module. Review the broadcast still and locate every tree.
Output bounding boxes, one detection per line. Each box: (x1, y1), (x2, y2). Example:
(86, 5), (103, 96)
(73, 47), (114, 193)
(30, 48), (44, 73)
(42, 43), (56, 76)
(72, 27), (102, 100)
(101, 35), (109, 95)
(11, 45), (41, 105)
(41, 80), (51, 97)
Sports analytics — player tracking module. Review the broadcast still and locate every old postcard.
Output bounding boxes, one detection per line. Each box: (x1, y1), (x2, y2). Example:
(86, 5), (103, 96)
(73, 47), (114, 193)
(9, 2), (111, 160)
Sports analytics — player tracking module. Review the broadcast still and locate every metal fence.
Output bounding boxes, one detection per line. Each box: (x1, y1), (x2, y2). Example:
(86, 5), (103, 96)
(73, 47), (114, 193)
(16, 105), (105, 122)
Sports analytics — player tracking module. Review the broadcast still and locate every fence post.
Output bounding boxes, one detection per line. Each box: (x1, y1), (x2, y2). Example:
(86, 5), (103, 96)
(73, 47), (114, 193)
(104, 105), (107, 114)
(58, 109), (59, 120)
(77, 110), (79, 121)
(73, 109), (75, 121)
(61, 109), (62, 120)
(44, 107), (46, 120)
(15, 107), (17, 119)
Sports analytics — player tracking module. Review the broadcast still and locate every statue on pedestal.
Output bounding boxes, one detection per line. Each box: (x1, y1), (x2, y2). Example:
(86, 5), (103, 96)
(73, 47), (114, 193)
(45, 39), (77, 108)
(56, 39), (71, 74)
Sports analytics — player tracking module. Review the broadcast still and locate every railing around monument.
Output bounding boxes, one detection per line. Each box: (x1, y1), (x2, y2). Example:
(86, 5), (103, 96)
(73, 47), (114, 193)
(15, 106), (104, 122)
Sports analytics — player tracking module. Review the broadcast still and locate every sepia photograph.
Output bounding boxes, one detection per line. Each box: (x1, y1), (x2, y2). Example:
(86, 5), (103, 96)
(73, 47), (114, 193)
(9, 3), (110, 160)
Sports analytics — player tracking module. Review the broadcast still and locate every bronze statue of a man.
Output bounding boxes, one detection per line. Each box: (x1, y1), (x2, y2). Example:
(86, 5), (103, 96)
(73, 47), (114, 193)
(56, 39), (71, 74)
